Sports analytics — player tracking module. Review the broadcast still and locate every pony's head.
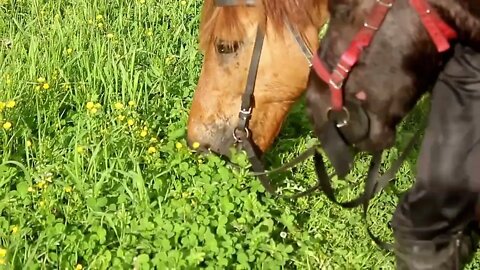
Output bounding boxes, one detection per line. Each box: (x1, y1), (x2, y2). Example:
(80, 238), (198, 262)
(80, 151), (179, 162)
(306, 0), (480, 153)
(187, 0), (328, 156)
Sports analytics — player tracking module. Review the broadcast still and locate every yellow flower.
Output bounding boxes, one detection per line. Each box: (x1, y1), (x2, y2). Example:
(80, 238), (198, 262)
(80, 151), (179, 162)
(0, 248), (6, 257)
(3, 121), (12, 130)
(127, 119), (134, 126)
(94, 103), (101, 109)
(117, 115), (125, 121)
(66, 48), (73, 54)
(0, 257), (5, 265)
(0, 102), (5, 111)
(96, 15), (103, 20)
(37, 77), (46, 83)
(42, 83), (49, 90)
(140, 130), (148, 137)
(65, 186), (72, 193)
(35, 85), (41, 91)
(139, 0), (145, 3)
(128, 100), (135, 107)
(106, 33), (114, 39)
(26, 140), (32, 147)
(86, 102), (94, 110)
(175, 142), (183, 149)
(147, 146), (156, 154)
(146, 29), (153, 37)
(181, 0), (186, 5)
(6, 100), (15, 108)
(114, 102), (124, 110)
(76, 146), (84, 153)
(87, 19), (93, 24)
(28, 186), (35, 192)
(90, 108), (98, 114)
(11, 225), (19, 234)
(76, 264), (83, 270)
(39, 200), (45, 207)
(192, 142), (200, 149)
(150, 137), (158, 143)
(37, 180), (46, 189)
(97, 23), (103, 28)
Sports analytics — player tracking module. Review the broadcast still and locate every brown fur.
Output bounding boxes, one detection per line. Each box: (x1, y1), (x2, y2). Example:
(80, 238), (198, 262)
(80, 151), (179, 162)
(199, 0), (327, 51)
(188, 0), (329, 155)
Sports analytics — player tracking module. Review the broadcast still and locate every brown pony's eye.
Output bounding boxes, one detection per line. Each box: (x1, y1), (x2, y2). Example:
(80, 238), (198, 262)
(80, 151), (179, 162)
(215, 40), (241, 54)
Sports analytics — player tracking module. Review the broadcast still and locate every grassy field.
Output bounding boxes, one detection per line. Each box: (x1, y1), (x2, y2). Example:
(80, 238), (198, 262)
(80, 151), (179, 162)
(0, 0), (479, 269)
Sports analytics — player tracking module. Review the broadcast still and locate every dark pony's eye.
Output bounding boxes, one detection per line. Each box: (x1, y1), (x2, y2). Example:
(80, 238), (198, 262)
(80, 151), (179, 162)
(215, 40), (242, 54)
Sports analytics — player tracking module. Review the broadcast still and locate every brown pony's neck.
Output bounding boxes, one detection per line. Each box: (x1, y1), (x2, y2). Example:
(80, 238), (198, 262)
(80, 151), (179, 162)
(431, 0), (480, 49)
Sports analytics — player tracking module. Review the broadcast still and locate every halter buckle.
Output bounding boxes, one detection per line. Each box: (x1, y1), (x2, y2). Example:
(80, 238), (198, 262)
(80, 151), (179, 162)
(329, 69), (345, 89)
(239, 107), (252, 120)
(376, 0), (393, 8)
(327, 106), (350, 128)
(233, 127), (250, 143)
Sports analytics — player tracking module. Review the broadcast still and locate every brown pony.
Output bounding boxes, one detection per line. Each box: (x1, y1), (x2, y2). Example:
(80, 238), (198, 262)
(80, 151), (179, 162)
(306, 0), (480, 155)
(187, 0), (328, 157)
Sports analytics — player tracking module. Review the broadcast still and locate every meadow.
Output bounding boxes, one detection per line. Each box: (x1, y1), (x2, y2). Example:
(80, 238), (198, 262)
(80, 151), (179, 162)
(1, 0), (479, 269)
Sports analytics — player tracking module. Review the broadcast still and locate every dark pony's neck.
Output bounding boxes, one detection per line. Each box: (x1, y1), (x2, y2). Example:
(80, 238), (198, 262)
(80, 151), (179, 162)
(431, 0), (480, 50)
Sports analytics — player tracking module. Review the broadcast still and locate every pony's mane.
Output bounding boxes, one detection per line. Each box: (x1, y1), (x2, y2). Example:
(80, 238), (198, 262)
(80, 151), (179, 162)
(199, 0), (327, 51)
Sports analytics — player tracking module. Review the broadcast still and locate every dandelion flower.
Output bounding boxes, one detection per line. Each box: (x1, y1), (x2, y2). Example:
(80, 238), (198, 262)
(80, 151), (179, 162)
(90, 108), (98, 114)
(28, 186), (35, 192)
(86, 102), (94, 110)
(175, 142), (183, 149)
(140, 130), (147, 137)
(146, 29), (153, 37)
(150, 137), (158, 143)
(117, 115), (125, 121)
(3, 121), (12, 130)
(37, 77), (46, 83)
(127, 119), (134, 126)
(181, 0), (186, 5)
(88, 19), (93, 24)
(97, 23), (103, 28)
(6, 100), (15, 108)
(106, 33), (114, 39)
(139, 0), (146, 3)
(0, 248), (6, 257)
(76, 264), (83, 270)
(42, 83), (49, 90)
(114, 102), (124, 110)
(128, 100), (135, 107)
(65, 186), (72, 193)
(0, 258), (5, 265)
(192, 142), (200, 149)
(11, 225), (19, 234)
(147, 146), (156, 154)
(0, 102), (5, 111)
(76, 146), (84, 154)
(66, 48), (73, 54)
(96, 15), (103, 20)
(39, 200), (45, 207)
(26, 140), (32, 147)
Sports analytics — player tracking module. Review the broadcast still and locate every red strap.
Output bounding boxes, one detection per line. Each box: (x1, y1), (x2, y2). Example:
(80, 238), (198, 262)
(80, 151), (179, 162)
(312, 0), (457, 112)
(410, 0), (457, 52)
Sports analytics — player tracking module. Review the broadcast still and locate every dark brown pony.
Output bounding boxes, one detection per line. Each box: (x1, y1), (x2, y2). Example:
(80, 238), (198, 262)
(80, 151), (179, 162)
(306, 0), (480, 155)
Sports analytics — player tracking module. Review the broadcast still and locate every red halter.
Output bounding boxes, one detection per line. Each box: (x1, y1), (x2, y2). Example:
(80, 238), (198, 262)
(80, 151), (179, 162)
(312, 0), (457, 112)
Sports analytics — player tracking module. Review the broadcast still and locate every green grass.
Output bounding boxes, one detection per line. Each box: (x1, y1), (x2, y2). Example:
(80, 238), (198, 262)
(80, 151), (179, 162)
(0, 0), (479, 269)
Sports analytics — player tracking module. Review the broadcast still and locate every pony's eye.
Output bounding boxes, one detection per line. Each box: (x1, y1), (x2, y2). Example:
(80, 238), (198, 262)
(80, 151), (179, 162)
(215, 40), (241, 54)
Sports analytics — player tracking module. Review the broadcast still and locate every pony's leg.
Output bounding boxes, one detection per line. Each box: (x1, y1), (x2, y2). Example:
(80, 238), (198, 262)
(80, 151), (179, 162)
(390, 43), (480, 270)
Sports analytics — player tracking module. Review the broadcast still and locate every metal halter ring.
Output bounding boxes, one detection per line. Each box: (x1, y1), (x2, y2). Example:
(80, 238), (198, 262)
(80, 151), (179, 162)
(233, 127), (250, 143)
(326, 106), (350, 128)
